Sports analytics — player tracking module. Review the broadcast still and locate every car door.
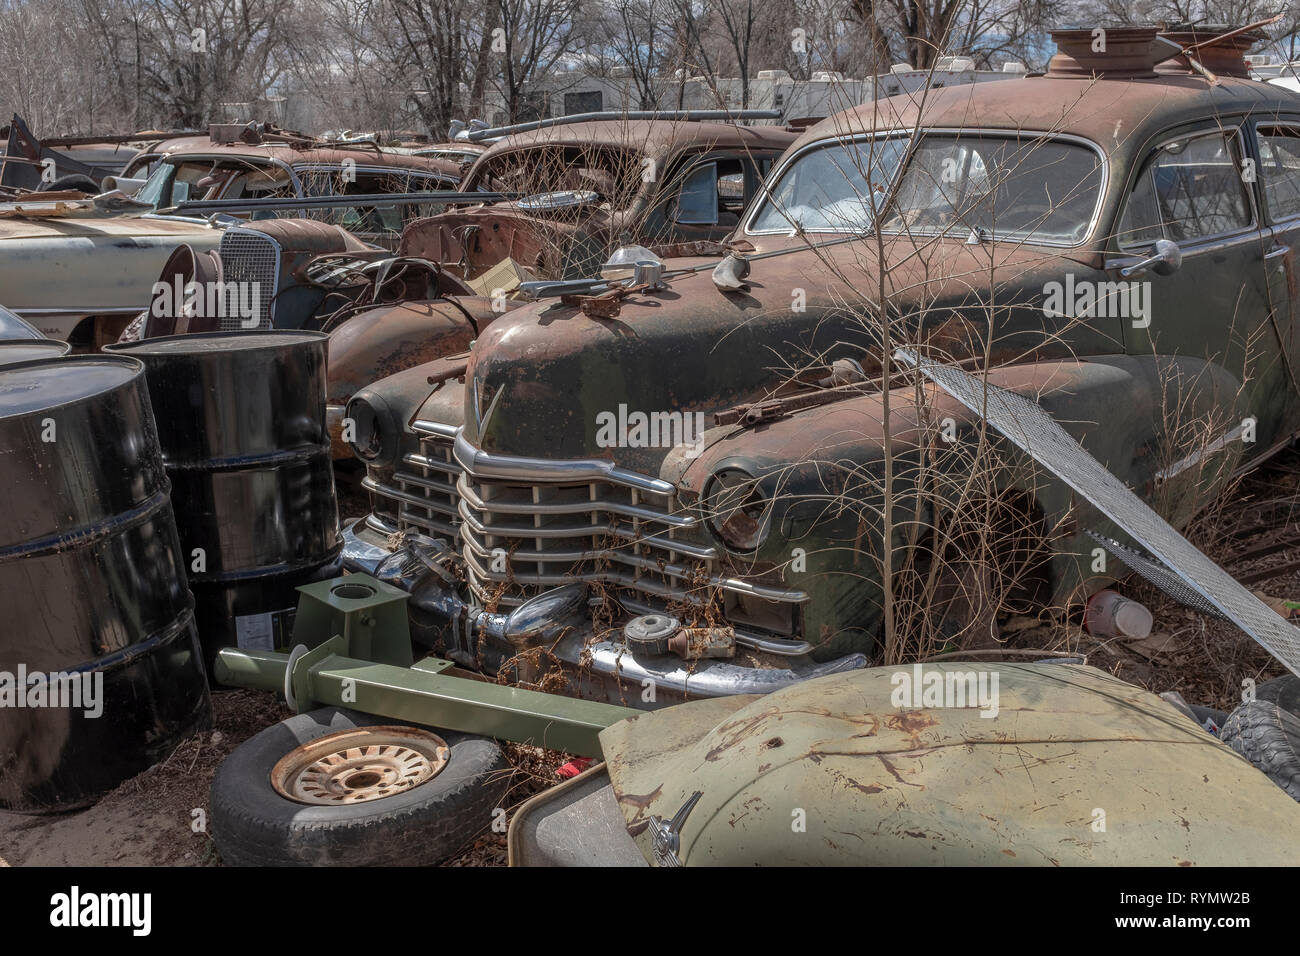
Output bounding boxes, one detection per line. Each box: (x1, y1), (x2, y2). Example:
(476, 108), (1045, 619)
(1107, 122), (1282, 453)
(1252, 119), (1300, 435)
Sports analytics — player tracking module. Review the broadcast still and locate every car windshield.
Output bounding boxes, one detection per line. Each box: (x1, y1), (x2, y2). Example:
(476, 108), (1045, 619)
(470, 146), (642, 208)
(134, 157), (290, 209)
(749, 137), (909, 233)
(880, 134), (1103, 244)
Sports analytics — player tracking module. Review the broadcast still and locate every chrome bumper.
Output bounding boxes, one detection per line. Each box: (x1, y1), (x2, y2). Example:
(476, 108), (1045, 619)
(340, 516), (866, 707)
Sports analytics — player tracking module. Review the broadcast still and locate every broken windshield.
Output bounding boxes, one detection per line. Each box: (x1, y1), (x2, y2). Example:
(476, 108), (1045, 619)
(469, 145), (643, 209)
(881, 134), (1104, 244)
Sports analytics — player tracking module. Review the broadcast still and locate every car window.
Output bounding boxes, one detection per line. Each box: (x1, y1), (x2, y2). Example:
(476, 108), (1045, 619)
(676, 163), (719, 224)
(750, 137), (909, 233)
(1117, 130), (1252, 248)
(470, 146), (641, 208)
(1257, 124), (1300, 221)
(880, 134), (1103, 244)
(222, 163), (292, 201)
(135, 159), (214, 207)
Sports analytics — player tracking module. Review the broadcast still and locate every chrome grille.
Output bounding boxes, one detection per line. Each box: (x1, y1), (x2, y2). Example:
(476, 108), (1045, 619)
(457, 464), (709, 609)
(218, 228), (279, 330)
(369, 424), (807, 640)
(393, 425), (462, 538)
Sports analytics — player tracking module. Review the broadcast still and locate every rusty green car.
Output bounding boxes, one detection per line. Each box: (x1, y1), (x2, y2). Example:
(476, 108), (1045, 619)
(340, 27), (1300, 704)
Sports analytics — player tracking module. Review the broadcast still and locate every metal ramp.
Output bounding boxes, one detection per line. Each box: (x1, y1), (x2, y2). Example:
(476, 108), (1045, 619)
(894, 349), (1300, 678)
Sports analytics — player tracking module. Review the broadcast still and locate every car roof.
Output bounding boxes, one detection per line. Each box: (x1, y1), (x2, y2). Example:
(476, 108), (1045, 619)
(791, 73), (1300, 161)
(156, 136), (463, 176)
(475, 120), (801, 166)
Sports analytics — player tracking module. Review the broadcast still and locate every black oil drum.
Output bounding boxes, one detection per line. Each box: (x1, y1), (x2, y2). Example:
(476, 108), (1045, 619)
(0, 356), (211, 813)
(107, 332), (342, 674)
(0, 340), (71, 367)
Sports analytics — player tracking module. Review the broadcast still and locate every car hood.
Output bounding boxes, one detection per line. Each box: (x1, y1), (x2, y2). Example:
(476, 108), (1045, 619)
(598, 661), (1300, 865)
(463, 237), (1114, 471)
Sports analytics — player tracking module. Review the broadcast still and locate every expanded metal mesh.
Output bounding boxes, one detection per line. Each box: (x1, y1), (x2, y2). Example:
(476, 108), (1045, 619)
(895, 348), (1300, 677)
(1084, 530), (1227, 620)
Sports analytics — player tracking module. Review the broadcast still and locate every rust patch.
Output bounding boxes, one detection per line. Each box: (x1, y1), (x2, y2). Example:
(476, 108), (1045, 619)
(885, 711), (939, 735)
(617, 782), (664, 825)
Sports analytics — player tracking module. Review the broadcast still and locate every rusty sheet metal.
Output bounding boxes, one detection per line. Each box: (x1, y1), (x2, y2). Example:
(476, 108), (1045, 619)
(599, 662), (1300, 865)
(327, 297), (494, 405)
(468, 120), (798, 172)
(898, 348), (1300, 678)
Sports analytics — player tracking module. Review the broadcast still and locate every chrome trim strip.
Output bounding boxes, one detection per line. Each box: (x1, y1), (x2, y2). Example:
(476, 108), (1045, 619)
(1154, 423), (1247, 484)
(14, 306), (141, 316)
(453, 430), (677, 496)
(362, 475), (457, 517)
(412, 419), (463, 440)
(456, 474), (696, 529)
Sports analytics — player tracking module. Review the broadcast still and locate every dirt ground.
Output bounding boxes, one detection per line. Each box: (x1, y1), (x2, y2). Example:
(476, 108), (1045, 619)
(0, 689), (569, 867)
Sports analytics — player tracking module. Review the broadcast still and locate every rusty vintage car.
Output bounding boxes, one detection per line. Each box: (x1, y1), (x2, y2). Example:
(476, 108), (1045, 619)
(398, 117), (800, 280)
(132, 122), (464, 248)
(183, 118), (799, 456)
(333, 25), (1300, 707)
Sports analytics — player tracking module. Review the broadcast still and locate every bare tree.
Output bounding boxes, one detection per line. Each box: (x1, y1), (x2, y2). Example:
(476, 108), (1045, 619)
(492, 0), (589, 121)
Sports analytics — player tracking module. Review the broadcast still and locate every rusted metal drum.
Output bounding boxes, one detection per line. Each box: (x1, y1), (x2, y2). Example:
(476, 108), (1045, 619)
(107, 332), (342, 674)
(0, 340), (70, 367)
(0, 355), (211, 813)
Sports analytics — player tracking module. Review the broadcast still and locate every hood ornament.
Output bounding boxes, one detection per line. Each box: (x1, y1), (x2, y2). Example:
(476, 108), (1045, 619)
(647, 790), (703, 867)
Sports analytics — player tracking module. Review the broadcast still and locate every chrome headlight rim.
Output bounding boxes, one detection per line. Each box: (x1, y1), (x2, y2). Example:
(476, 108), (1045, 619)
(345, 392), (400, 466)
(701, 463), (773, 554)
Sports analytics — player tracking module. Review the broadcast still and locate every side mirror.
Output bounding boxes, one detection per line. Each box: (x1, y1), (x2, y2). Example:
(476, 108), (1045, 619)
(1121, 238), (1182, 278)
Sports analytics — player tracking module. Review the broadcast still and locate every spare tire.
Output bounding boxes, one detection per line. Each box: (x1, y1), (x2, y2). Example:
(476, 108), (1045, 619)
(1220, 700), (1300, 802)
(210, 706), (510, 866)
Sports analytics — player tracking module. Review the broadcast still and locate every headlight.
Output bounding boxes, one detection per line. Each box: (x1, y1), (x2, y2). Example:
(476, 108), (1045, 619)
(345, 392), (398, 466)
(703, 467), (771, 552)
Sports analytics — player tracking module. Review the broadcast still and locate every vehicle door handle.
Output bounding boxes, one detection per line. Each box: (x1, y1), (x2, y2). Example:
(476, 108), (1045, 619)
(1265, 244), (1291, 261)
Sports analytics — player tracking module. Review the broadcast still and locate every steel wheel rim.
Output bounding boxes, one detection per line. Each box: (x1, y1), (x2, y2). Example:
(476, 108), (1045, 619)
(271, 726), (450, 806)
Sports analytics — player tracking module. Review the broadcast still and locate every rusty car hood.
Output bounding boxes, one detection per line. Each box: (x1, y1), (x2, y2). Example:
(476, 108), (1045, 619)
(327, 296), (500, 405)
(598, 661), (1300, 865)
(462, 234), (1118, 470)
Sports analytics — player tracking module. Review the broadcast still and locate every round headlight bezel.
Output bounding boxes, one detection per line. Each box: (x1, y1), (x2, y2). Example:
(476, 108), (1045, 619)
(701, 465), (772, 553)
(345, 393), (397, 466)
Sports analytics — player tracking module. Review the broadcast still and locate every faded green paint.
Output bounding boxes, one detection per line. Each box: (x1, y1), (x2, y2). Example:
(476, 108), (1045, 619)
(598, 662), (1300, 865)
(215, 642), (638, 757)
